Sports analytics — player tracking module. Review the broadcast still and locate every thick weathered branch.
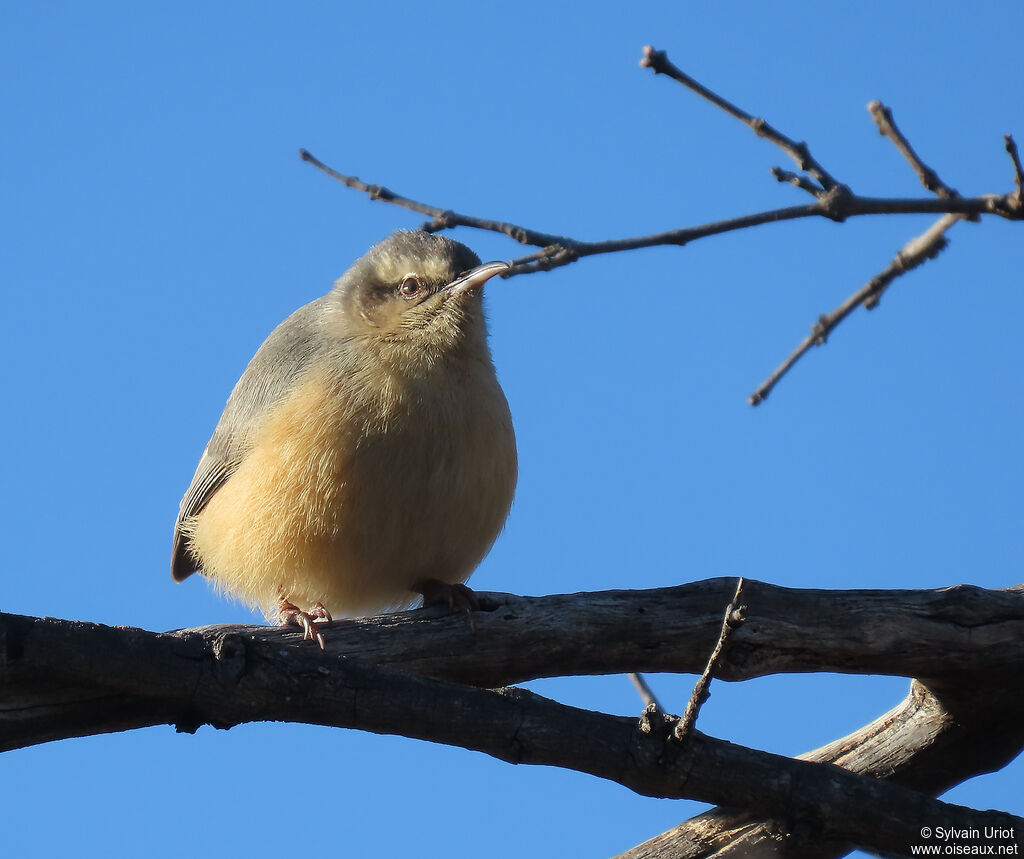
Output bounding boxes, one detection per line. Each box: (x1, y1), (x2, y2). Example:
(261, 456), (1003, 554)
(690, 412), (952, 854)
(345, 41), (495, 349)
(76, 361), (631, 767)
(5, 580), (1022, 717)
(618, 679), (1024, 859)
(0, 602), (1021, 858)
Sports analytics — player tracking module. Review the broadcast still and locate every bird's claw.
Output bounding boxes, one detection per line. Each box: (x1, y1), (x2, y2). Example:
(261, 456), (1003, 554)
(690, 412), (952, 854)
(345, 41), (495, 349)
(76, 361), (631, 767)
(278, 600), (333, 650)
(412, 580), (480, 632)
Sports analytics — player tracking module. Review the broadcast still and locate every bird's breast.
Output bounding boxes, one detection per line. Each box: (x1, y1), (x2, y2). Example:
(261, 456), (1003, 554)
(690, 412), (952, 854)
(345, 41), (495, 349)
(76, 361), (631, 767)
(189, 355), (516, 616)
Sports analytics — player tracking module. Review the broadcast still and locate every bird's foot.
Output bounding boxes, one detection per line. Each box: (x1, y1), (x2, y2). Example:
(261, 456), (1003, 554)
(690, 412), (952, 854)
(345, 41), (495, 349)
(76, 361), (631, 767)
(277, 599), (333, 650)
(412, 579), (479, 632)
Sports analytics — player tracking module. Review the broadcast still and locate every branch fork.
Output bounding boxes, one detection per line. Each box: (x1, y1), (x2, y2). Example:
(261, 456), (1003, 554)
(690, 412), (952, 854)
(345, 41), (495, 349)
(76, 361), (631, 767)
(301, 47), (1020, 405)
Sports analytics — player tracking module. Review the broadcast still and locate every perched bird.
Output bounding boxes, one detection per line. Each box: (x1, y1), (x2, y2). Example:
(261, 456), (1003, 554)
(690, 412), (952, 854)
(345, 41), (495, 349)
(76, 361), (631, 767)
(171, 230), (517, 642)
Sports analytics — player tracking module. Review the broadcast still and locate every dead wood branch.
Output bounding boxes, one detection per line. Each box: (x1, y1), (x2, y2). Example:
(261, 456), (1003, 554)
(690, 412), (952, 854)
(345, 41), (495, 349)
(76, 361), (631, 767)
(2, 580), (1023, 857)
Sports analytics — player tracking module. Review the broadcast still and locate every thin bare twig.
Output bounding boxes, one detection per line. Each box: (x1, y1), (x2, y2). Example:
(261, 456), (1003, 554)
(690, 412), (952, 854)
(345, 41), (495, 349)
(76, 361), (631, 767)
(303, 56), (1019, 281)
(301, 48), (1021, 404)
(640, 45), (841, 193)
(771, 166), (823, 198)
(1006, 134), (1024, 201)
(629, 672), (664, 713)
(302, 147), (1007, 278)
(674, 578), (747, 740)
(868, 100), (960, 200)
(299, 148), (567, 248)
(750, 102), (978, 405)
(862, 102), (972, 296)
(749, 213), (959, 405)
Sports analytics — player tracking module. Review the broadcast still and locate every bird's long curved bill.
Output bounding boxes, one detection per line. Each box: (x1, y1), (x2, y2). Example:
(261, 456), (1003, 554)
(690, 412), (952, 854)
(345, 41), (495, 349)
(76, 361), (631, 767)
(447, 261), (509, 295)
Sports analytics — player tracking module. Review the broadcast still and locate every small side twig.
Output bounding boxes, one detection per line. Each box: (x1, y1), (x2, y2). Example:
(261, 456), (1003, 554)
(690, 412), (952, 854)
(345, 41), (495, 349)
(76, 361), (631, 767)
(868, 100), (960, 200)
(628, 672), (664, 714)
(641, 45), (842, 194)
(301, 146), (997, 278)
(299, 148), (567, 249)
(751, 102), (976, 405)
(771, 166), (823, 198)
(302, 49), (1021, 401)
(1006, 134), (1024, 201)
(674, 577), (747, 740)
(749, 213), (958, 405)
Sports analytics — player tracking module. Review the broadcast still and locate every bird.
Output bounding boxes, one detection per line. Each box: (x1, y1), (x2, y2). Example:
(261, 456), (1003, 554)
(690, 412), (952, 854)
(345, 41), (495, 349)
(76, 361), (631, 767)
(171, 230), (517, 644)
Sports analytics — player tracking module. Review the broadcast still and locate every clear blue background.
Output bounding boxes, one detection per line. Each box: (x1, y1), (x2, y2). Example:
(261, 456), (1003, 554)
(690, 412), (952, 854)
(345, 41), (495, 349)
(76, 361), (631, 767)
(3, 2), (1021, 856)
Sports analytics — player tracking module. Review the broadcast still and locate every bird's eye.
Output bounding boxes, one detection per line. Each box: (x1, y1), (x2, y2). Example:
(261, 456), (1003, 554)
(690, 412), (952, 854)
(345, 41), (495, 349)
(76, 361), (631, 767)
(398, 275), (424, 299)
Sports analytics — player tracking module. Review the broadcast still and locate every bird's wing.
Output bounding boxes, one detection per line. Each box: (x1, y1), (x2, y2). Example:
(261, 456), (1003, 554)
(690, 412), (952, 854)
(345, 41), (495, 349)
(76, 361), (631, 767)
(171, 297), (331, 581)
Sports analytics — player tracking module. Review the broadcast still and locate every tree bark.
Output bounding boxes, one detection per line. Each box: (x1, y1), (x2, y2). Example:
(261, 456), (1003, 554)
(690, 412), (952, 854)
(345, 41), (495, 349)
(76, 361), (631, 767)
(2, 579), (1022, 858)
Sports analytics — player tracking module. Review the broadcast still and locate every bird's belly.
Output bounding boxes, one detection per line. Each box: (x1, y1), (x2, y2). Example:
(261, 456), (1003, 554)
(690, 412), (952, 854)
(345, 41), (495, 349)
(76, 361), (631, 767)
(189, 368), (516, 617)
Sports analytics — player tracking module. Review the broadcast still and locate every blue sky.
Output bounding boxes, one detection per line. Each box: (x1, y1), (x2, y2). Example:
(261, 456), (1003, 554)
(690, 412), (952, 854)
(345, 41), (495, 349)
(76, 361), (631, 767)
(3, 2), (1022, 856)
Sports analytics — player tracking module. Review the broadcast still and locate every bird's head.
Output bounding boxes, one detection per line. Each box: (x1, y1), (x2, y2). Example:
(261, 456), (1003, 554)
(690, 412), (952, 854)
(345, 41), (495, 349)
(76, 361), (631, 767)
(331, 230), (507, 366)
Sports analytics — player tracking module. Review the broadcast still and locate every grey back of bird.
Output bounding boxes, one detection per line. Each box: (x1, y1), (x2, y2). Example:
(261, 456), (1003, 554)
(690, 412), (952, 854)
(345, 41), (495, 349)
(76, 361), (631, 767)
(171, 297), (330, 581)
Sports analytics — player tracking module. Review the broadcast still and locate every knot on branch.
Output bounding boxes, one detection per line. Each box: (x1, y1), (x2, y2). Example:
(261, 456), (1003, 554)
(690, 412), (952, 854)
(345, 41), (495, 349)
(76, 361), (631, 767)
(811, 315), (830, 346)
(1001, 134), (1024, 217)
(509, 226), (534, 245)
(639, 45), (668, 73)
(536, 243), (579, 270)
(726, 604), (748, 628)
(749, 117), (770, 140)
(173, 713), (205, 735)
(211, 631), (248, 687)
(817, 183), (855, 222)
(898, 234), (950, 271)
(422, 211), (457, 233)
(638, 702), (679, 737)
(366, 184), (394, 202)
(789, 139), (812, 169)
(987, 193), (1024, 220)
(861, 277), (886, 311)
